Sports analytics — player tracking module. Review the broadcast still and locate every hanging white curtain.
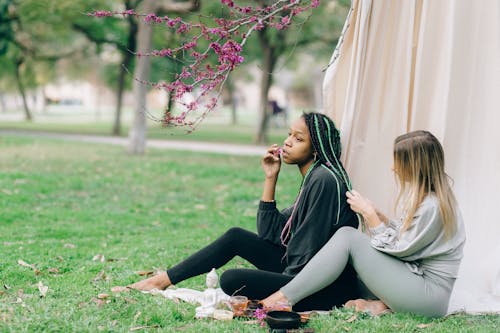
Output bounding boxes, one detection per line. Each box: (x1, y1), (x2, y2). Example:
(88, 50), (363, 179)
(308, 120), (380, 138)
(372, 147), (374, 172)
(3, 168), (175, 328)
(323, 0), (500, 313)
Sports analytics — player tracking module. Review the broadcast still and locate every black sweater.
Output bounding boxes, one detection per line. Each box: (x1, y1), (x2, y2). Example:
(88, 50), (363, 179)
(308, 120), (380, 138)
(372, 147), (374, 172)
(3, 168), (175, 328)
(257, 163), (358, 276)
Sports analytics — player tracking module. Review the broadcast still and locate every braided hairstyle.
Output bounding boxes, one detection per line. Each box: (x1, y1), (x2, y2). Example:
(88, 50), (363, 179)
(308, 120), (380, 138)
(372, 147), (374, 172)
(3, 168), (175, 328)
(303, 112), (352, 189)
(280, 112), (353, 246)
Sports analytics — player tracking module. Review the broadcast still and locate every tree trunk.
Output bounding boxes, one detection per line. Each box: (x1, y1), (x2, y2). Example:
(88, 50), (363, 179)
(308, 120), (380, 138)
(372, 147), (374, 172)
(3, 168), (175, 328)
(14, 58), (32, 121)
(112, 8), (138, 136)
(128, 0), (200, 154)
(165, 91), (174, 114)
(255, 32), (277, 144)
(0, 91), (6, 113)
(128, 0), (154, 154)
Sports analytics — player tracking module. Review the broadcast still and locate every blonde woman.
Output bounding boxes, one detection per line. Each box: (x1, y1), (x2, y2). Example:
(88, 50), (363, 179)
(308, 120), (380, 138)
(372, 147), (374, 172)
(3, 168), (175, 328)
(261, 130), (466, 317)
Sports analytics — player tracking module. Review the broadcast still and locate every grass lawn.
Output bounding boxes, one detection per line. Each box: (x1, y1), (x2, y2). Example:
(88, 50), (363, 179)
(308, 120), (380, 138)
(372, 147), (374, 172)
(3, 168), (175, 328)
(0, 135), (498, 332)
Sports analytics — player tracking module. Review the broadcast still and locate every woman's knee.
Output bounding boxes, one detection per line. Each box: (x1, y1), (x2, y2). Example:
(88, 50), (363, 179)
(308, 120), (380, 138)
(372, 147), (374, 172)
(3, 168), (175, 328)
(222, 227), (249, 240)
(333, 226), (360, 244)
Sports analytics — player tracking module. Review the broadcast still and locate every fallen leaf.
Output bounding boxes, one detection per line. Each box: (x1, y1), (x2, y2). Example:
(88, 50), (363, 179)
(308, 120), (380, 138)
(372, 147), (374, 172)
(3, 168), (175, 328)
(346, 314), (357, 323)
(135, 270), (154, 276)
(48, 267), (60, 274)
(133, 311), (141, 322)
(37, 281), (48, 297)
(18, 259), (35, 269)
(92, 270), (107, 282)
(416, 323), (431, 329)
(92, 254), (105, 262)
(90, 297), (108, 307)
(129, 325), (160, 331)
(17, 289), (24, 298)
(17, 259), (41, 275)
(97, 293), (109, 299)
(63, 243), (76, 249)
(14, 297), (26, 307)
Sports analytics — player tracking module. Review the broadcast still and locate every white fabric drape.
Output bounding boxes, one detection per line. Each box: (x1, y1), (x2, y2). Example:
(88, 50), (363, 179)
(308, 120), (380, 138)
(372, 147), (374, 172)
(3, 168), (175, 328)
(323, 0), (500, 313)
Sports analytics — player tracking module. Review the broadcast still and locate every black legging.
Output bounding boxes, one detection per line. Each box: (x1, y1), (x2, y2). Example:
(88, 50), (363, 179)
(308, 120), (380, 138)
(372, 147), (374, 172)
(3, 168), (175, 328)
(167, 227), (359, 311)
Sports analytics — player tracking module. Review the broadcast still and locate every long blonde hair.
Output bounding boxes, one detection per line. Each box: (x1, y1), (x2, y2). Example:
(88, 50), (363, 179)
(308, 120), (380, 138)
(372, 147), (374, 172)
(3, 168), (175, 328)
(394, 131), (457, 236)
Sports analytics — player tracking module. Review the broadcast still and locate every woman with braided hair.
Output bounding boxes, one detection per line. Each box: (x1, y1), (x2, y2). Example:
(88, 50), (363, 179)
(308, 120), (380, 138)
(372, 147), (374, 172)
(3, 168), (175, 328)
(261, 130), (466, 317)
(123, 112), (360, 311)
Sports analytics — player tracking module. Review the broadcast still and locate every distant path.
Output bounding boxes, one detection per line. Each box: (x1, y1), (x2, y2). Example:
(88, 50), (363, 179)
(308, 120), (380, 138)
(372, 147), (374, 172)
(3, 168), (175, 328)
(0, 129), (266, 156)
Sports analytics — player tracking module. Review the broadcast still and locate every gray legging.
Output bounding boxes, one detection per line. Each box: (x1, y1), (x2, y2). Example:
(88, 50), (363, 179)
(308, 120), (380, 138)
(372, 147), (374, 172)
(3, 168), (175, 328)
(281, 227), (455, 317)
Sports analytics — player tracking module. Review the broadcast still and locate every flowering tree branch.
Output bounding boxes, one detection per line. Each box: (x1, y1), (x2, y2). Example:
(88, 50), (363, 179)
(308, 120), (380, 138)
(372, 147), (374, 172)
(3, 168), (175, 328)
(88, 0), (320, 131)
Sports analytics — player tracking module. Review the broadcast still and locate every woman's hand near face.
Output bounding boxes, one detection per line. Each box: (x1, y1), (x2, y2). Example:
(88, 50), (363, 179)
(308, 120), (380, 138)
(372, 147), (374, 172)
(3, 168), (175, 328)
(346, 190), (381, 228)
(262, 144), (282, 179)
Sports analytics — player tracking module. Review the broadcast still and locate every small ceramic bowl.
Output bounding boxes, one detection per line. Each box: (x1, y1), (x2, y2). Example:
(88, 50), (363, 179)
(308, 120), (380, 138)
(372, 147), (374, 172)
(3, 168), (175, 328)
(265, 310), (301, 330)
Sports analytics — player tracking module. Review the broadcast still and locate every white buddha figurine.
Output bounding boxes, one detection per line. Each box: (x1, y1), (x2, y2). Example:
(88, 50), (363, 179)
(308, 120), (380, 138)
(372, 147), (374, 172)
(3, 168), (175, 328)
(150, 268), (230, 319)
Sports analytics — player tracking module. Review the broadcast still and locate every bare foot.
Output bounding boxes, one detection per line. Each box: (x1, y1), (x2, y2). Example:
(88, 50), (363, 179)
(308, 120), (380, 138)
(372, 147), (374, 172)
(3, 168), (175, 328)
(110, 286), (130, 293)
(260, 291), (292, 311)
(345, 299), (390, 316)
(127, 271), (171, 291)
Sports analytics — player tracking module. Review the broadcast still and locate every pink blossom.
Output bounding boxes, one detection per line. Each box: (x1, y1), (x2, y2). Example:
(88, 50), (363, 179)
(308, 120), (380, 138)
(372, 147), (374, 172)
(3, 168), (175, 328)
(89, 0), (322, 128)
(176, 23), (190, 33)
(144, 13), (157, 23)
(186, 101), (198, 111)
(182, 41), (196, 50)
(254, 308), (267, 327)
(88, 10), (113, 17)
(240, 6), (252, 14)
(159, 49), (172, 57)
(221, 0), (234, 8)
(179, 69), (192, 79)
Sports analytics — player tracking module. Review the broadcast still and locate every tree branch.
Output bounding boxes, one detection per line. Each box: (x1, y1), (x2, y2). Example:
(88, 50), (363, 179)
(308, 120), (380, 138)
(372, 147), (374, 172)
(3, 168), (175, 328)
(71, 22), (127, 52)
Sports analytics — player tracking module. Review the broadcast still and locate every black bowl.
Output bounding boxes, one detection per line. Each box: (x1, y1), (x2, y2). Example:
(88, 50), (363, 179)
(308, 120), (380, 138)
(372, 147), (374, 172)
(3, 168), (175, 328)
(265, 310), (301, 329)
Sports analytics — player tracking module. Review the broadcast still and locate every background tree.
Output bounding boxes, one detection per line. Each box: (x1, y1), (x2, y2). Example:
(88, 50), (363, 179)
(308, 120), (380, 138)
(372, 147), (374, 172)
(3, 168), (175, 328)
(244, 0), (350, 143)
(0, 0), (89, 120)
(128, 0), (200, 155)
(119, 0), (350, 145)
(73, 0), (140, 136)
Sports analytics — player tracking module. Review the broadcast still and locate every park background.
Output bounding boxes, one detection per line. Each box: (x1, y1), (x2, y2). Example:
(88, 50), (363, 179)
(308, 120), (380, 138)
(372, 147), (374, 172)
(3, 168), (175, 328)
(1, 0), (499, 332)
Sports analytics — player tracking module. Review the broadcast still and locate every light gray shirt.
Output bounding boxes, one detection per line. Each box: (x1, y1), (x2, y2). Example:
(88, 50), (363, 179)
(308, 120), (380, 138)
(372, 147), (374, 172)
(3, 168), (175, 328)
(370, 194), (466, 278)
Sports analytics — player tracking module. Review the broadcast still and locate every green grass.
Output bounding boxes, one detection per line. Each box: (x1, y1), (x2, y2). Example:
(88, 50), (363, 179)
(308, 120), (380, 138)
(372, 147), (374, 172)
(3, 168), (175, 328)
(0, 136), (498, 332)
